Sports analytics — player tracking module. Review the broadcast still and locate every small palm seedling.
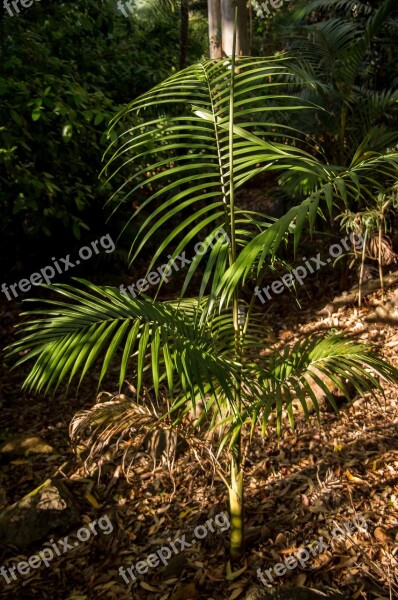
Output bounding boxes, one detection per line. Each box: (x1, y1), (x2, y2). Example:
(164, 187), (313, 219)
(339, 183), (398, 306)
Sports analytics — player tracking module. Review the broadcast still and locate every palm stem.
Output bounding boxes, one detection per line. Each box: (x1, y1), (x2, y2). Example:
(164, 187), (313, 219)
(229, 448), (244, 559)
(228, 8), (244, 560)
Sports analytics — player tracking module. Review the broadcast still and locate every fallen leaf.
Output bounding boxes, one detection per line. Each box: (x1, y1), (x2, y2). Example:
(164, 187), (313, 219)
(374, 527), (389, 544)
(84, 491), (102, 508)
(308, 503), (328, 513)
(178, 506), (198, 519)
(295, 573), (307, 586)
(345, 469), (370, 487)
(352, 585), (365, 599)
(170, 582), (198, 599)
(228, 587), (245, 599)
(226, 561), (247, 580)
(275, 532), (286, 545)
(140, 581), (162, 592)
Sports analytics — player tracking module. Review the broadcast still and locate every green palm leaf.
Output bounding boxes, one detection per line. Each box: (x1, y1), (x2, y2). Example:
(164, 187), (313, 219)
(6, 280), (240, 404)
(225, 334), (398, 444)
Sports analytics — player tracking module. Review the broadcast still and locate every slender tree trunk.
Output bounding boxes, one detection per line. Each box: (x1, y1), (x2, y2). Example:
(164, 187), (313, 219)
(180, 0), (189, 70)
(221, 0), (248, 56)
(378, 198), (392, 302)
(208, 0), (222, 58)
(236, 0), (249, 56)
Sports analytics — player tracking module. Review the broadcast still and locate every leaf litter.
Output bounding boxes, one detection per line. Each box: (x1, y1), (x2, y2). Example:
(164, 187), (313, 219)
(0, 268), (398, 599)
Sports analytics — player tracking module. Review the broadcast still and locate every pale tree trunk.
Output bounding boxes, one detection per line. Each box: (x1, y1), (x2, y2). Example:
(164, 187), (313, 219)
(220, 0), (248, 57)
(208, 0), (222, 58)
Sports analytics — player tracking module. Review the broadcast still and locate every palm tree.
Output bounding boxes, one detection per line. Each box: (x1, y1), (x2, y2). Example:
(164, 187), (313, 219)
(7, 50), (398, 560)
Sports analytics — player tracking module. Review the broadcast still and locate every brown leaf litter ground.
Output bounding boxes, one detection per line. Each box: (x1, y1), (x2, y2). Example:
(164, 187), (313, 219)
(0, 263), (397, 600)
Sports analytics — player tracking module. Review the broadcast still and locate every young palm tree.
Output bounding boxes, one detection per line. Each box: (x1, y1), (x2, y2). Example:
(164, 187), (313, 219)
(7, 48), (398, 560)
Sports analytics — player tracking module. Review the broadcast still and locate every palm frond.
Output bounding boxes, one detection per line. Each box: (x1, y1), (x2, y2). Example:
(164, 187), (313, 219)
(69, 395), (158, 476)
(6, 279), (239, 404)
(101, 56), (325, 289)
(236, 334), (398, 440)
(217, 151), (398, 306)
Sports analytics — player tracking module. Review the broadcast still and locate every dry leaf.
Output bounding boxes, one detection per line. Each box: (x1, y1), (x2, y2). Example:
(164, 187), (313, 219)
(295, 573), (307, 586)
(228, 587), (245, 599)
(374, 527), (389, 544)
(178, 506), (198, 519)
(139, 581), (162, 592)
(345, 469), (370, 487)
(170, 582), (198, 599)
(352, 585), (365, 599)
(226, 561), (247, 580)
(275, 532), (286, 545)
(84, 491), (102, 508)
(308, 503), (327, 513)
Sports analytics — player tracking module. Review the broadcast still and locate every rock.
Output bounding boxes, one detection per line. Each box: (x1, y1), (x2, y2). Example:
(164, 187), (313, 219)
(0, 435), (54, 459)
(0, 479), (80, 549)
(245, 586), (347, 600)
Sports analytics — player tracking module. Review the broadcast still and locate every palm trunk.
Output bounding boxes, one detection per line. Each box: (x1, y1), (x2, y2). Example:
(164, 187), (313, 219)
(229, 442), (244, 558)
(227, 8), (245, 560)
(221, 0), (248, 57)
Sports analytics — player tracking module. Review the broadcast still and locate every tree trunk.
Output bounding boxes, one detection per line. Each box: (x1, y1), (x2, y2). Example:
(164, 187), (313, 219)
(220, 0), (248, 57)
(236, 0), (249, 56)
(180, 0), (189, 70)
(208, 0), (222, 58)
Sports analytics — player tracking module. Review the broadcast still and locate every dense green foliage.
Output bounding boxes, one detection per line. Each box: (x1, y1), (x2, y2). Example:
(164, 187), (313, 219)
(0, 0), (207, 270)
(254, 0), (398, 200)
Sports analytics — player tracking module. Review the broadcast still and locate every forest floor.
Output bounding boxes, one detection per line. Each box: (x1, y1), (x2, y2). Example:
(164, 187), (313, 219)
(0, 252), (398, 600)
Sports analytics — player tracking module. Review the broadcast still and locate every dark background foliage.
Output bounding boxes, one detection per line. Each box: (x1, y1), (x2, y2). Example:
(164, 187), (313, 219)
(0, 0), (207, 278)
